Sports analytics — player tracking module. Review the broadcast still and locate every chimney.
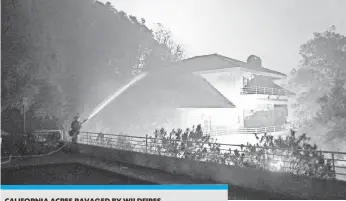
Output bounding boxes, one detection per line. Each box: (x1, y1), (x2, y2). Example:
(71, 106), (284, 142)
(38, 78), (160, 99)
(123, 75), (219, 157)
(247, 55), (262, 68)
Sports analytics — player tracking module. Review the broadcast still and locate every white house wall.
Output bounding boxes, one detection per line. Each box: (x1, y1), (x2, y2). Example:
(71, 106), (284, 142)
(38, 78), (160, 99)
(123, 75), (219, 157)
(177, 108), (242, 130)
(214, 134), (258, 146)
(199, 70), (239, 101)
(199, 70), (263, 110)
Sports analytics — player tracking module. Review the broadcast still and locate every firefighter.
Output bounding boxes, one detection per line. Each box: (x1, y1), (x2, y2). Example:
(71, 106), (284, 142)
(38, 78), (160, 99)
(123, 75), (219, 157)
(69, 114), (87, 146)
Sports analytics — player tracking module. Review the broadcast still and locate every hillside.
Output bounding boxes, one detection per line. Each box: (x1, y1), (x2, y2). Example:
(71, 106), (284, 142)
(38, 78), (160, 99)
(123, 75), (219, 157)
(1, 0), (181, 133)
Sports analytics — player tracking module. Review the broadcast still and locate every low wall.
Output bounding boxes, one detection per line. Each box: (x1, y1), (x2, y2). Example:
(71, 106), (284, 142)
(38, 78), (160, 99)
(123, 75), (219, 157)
(78, 144), (346, 199)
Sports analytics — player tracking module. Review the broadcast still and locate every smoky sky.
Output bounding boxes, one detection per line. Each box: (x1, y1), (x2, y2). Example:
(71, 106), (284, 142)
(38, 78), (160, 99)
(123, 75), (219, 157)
(110, 0), (346, 74)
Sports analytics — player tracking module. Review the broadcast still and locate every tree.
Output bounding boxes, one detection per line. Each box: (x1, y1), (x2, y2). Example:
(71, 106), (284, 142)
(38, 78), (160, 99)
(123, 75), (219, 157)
(1, 0), (68, 132)
(286, 26), (346, 150)
(1, 0), (65, 113)
(151, 23), (187, 63)
(317, 77), (346, 143)
(1, 0), (186, 134)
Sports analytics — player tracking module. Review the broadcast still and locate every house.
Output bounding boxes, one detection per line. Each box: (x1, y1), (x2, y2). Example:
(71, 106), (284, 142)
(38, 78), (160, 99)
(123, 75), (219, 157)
(83, 53), (292, 145)
(165, 54), (293, 144)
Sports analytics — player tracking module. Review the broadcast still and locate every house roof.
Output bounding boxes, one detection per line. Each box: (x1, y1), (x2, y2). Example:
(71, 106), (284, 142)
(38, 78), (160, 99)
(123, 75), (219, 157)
(117, 73), (235, 109)
(171, 74), (235, 108)
(175, 54), (287, 77)
(245, 75), (283, 88)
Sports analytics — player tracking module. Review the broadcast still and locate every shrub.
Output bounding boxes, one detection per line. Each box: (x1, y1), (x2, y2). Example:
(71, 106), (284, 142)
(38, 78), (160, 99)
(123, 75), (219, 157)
(147, 125), (222, 162)
(1, 132), (64, 157)
(147, 125), (336, 179)
(113, 134), (136, 151)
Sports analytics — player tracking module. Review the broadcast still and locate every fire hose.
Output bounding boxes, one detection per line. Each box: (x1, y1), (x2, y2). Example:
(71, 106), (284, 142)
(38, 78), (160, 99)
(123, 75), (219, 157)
(1, 119), (88, 165)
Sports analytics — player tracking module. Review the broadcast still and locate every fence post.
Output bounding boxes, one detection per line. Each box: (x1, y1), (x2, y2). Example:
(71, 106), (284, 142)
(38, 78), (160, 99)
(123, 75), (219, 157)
(145, 134), (148, 153)
(86, 132), (89, 145)
(264, 148), (267, 170)
(332, 152), (336, 178)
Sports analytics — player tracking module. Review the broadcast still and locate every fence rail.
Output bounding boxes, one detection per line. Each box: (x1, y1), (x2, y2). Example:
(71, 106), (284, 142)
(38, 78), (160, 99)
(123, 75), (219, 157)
(77, 131), (346, 180)
(241, 86), (288, 96)
(203, 125), (286, 136)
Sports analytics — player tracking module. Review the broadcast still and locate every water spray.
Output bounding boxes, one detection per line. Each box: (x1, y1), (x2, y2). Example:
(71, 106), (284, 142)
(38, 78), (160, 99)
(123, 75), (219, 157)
(1, 72), (149, 165)
(85, 72), (148, 123)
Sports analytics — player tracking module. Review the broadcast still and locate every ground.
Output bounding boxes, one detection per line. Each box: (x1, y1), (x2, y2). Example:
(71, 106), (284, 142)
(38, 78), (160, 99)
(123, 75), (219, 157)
(1, 152), (297, 200)
(1, 163), (154, 184)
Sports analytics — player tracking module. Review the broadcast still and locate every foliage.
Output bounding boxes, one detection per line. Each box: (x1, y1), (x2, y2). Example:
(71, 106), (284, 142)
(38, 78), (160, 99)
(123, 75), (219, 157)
(2, 0), (66, 112)
(151, 23), (187, 63)
(110, 133), (135, 151)
(233, 130), (334, 179)
(1, 0), (185, 134)
(1, 108), (62, 135)
(147, 125), (221, 162)
(286, 26), (346, 149)
(1, 132), (64, 157)
(146, 125), (335, 179)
